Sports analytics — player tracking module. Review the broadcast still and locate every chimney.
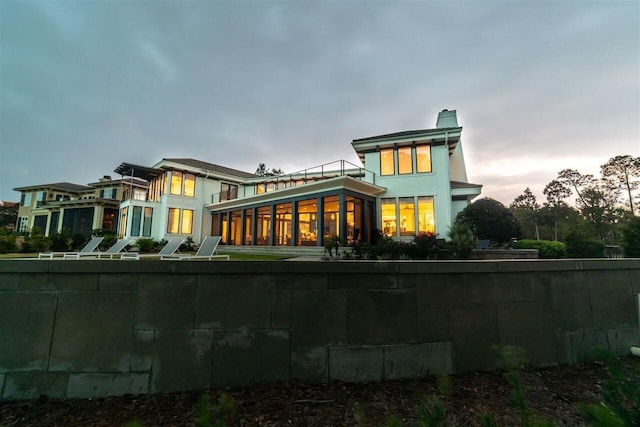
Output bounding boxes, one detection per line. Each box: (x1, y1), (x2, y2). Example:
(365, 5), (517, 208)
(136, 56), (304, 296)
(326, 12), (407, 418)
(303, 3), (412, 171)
(436, 109), (458, 128)
(99, 175), (112, 182)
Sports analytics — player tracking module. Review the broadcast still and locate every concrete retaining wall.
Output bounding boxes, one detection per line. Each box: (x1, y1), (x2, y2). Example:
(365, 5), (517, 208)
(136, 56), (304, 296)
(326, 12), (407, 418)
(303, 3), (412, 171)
(1, 259), (639, 400)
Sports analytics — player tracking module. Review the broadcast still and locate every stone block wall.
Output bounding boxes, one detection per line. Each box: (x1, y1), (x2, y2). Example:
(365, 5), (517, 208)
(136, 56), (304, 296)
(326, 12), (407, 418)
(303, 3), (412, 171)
(1, 259), (639, 400)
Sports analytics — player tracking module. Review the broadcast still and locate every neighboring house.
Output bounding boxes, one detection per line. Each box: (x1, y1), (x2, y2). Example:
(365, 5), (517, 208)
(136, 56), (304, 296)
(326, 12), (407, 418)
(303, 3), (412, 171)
(12, 176), (146, 236)
(13, 109), (482, 246)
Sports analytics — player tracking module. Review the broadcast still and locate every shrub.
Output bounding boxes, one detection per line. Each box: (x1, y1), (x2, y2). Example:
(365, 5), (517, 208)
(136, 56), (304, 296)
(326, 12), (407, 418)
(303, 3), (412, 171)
(20, 227), (51, 253)
(49, 232), (72, 251)
(447, 223), (476, 259)
(621, 216), (640, 257)
(456, 198), (523, 245)
(513, 239), (566, 259)
(136, 238), (157, 253)
(0, 234), (17, 254)
(565, 233), (606, 258)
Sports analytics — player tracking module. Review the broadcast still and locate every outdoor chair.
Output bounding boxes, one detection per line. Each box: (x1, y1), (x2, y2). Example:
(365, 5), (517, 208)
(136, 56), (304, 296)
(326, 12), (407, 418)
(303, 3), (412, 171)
(120, 238), (185, 260)
(66, 238), (134, 259)
(162, 236), (229, 260)
(38, 236), (104, 259)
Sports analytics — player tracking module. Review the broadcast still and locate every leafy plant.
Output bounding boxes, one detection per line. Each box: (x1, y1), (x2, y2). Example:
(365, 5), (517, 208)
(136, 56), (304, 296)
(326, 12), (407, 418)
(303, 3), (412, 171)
(565, 232), (606, 258)
(513, 239), (566, 259)
(135, 238), (157, 253)
(447, 223), (476, 259)
(581, 351), (640, 426)
(456, 198), (523, 245)
(621, 216), (640, 257)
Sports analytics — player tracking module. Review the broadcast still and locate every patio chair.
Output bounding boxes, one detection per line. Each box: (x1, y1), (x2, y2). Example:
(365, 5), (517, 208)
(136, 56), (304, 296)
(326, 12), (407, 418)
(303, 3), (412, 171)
(120, 238), (185, 260)
(66, 238), (134, 259)
(162, 236), (229, 260)
(38, 236), (104, 259)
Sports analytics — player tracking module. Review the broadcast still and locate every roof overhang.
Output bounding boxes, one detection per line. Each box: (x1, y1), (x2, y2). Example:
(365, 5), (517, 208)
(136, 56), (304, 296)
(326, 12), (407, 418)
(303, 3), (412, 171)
(451, 181), (482, 201)
(351, 127), (462, 161)
(114, 163), (163, 180)
(207, 175), (386, 211)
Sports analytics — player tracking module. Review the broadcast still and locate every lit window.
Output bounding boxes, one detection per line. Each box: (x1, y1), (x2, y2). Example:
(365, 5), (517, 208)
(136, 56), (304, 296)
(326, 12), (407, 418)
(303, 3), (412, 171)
(416, 145), (432, 173)
(399, 197), (415, 236)
(380, 148), (395, 176)
(417, 196), (435, 235)
(167, 208), (180, 233)
(170, 172), (182, 195)
(381, 198), (397, 236)
(181, 209), (193, 234)
(119, 207), (128, 236)
(183, 174), (195, 197)
(398, 147), (413, 174)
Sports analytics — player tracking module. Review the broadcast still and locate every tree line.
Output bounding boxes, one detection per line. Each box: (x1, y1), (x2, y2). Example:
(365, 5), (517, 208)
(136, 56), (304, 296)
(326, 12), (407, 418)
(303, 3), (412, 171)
(508, 155), (638, 245)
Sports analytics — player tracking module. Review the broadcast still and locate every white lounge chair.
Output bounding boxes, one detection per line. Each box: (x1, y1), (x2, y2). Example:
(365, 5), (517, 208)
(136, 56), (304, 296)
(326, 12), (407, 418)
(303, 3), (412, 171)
(162, 236), (229, 260)
(120, 238), (185, 260)
(67, 238), (134, 259)
(39, 236), (104, 259)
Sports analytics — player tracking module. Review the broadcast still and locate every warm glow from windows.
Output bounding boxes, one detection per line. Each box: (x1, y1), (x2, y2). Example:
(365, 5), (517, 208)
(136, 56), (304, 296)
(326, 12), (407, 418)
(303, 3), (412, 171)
(381, 198), (396, 236)
(181, 209), (193, 234)
(184, 174), (195, 197)
(170, 172), (182, 195)
(416, 145), (432, 173)
(167, 208), (179, 233)
(398, 147), (413, 174)
(380, 148), (394, 175)
(418, 196), (435, 234)
(399, 197), (415, 236)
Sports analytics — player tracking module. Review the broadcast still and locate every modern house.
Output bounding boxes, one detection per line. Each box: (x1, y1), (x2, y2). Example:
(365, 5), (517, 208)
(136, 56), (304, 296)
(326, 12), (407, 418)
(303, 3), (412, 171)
(13, 176), (147, 236)
(14, 110), (481, 246)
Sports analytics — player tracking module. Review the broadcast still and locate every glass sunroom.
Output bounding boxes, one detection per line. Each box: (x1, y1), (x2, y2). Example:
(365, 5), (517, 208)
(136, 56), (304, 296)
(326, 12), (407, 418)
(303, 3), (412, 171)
(208, 175), (385, 247)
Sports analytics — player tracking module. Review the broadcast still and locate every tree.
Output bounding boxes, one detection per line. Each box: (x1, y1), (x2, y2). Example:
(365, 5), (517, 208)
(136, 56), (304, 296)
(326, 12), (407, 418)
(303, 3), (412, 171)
(509, 188), (541, 240)
(456, 198), (522, 245)
(621, 216), (640, 257)
(255, 163), (284, 177)
(600, 155), (640, 215)
(556, 168), (594, 207)
(542, 180), (572, 241)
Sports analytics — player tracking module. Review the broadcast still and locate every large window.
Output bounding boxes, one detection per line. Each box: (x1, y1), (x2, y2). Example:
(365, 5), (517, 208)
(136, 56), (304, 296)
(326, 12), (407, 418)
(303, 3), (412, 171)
(229, 210), (241, 244)
(119, 207), (128, 237)
(323, 196), (340, 241)
(21, 193), (32, 207)
(275, 203), (292, 246)
(220, 183), (238, 201)
(169, 172), (196, 197)
(380, 148), (395, 176)
(381, 198), (397, 236)
(131, 206), (142, 236)
(398, 147), (413, 174)
(297, 199), (318, 246)
(143, 207), (153, 237)
(256, 206), (271, 245)
(416, 145), (432, 173)
(418, 196), (435, 234)
(244, 209), (253, 244)
(346, 196), (362, 244)
(167, 208), (194, 234)
(398, 197), (415, 236)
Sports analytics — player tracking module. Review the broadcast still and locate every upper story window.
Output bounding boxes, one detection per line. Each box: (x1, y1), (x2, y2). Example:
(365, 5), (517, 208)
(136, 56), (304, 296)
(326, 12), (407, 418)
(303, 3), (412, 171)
(169, 172), (196, 197)
(380, 148), (395, 176)
(220, 183), (238, 201)
(36, 191), (47, 203)
(416, 145), (432, 173)
(380, 144), (432, 176)
(99, 188), (117, 199)
(398, 147), (413, 174)
(21, 193), (32, 207)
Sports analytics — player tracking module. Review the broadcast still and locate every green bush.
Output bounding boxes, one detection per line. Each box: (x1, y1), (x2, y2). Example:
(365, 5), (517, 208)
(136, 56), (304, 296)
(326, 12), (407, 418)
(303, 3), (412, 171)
(621, 217), (640, 257)
(513, 239), (566, 259)
(447, 223), (476, 259)
(135, 238), (157, 253)
(0, 234), (17, 254)
(565, 233), (606, 258)
(20, 228), (51, 253)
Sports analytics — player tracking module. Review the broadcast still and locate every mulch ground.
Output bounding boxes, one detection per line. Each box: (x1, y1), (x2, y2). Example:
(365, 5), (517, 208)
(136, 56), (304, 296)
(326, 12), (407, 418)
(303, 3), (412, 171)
(2, 357), (638, 426)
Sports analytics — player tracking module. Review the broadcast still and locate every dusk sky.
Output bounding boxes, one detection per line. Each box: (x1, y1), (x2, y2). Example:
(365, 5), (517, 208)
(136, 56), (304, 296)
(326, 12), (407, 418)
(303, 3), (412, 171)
(1, 1), (638, 205)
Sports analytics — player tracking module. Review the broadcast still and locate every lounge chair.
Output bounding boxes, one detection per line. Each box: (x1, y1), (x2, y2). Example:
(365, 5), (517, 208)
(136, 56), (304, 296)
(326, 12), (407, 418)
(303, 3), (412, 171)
(120, 238), (185, 260)
(162, 236), (229, 260)
(66, 238), (134, 259)
(38, 236), (104, 259)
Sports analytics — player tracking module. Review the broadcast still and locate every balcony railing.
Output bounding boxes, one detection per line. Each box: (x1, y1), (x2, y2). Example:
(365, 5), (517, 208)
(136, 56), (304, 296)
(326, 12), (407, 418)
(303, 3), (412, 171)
(210, 160), (376, 205)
